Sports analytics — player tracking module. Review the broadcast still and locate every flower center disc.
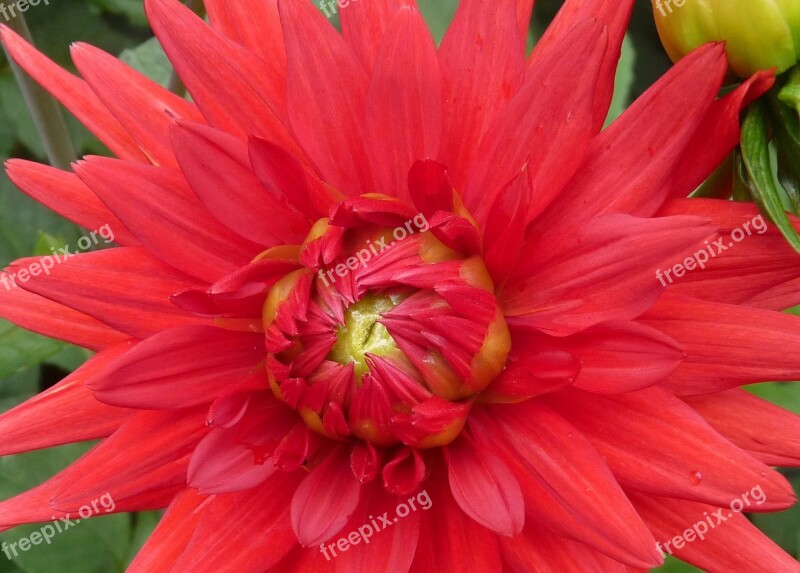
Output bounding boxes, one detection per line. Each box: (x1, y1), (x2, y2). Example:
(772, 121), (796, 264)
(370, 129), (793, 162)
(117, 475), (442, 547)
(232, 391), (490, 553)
(329, 293), (403, 378)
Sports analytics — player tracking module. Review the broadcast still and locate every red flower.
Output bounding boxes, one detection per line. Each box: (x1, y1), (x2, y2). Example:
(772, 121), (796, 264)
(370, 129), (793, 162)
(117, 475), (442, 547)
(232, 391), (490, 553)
(1, 0), (799, 571)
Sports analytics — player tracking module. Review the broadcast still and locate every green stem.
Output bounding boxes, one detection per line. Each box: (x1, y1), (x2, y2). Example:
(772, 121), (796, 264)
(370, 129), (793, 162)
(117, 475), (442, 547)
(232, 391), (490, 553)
(167, 0), (206, 96)
(2, 10), (76, 170)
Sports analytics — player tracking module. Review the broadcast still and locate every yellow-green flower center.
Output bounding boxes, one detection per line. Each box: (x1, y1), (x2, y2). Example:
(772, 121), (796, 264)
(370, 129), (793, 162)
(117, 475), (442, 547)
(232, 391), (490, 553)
(328, 293), (401, 377)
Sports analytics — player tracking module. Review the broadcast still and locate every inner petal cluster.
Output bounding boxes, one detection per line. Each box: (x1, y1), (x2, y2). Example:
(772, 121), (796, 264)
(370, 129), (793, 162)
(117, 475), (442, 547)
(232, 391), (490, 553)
(264, 196), (511, 449)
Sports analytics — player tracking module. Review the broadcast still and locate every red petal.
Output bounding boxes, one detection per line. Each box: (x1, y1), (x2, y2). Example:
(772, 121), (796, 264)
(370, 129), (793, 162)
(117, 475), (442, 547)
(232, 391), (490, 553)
(365, 4), (442, 202)
(127, 489), (208, 573)
(0, 278), (128, 350)
(291, 446), (362, 546)
(684, 389), (800, 467)
(0, 27), (145, 161)
(171, 121), (311, 246)
(409, 469), (503, 573)
(503, 214), (716, 336)
(75, 157), (260, 282)
(642, 293), (800, 394)
(466, 19), (607, 222)
(657, 198), (800, 309)
(528, 0), (634, 129)
(279, 0), (373, 195)
(668, 71), (774, 199)
(51, 408), (207, 513)
(547, 387), (796, 511)
(630, 492), (800, 573)
(481, 350), (579, 402)
(483, 169), (531, 284)
(9, 247), (206, 339)
(438, 0), (524, 191)
(340, 0), (399, 72)
(501, 524), (630, 573)
(71, 42), (205, 168)
(512, 321), (685, 394)
(0, 345), (132, 456)
(172, 473), (298, 573)
(445, 434), (524, 536)
(537, 44), (727, 232)
(5, 161), (138, 246)
(88, 325), (265, 409)
(204, 0), (287, 97)
(144, 0), (298, 152)
(472, 403), (661, 568)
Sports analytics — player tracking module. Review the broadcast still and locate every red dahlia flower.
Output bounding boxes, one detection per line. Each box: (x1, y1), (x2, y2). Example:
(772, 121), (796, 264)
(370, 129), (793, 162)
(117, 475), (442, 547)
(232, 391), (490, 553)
(1, 0), (799, 571)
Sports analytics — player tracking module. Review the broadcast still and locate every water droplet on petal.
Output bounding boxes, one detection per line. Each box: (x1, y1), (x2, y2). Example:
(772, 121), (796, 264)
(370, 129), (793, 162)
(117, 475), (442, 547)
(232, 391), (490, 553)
(689, 470), (703, 486)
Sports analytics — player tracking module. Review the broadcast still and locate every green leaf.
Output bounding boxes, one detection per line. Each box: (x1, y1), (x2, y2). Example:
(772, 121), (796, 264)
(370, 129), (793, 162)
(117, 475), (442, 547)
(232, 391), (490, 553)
(750, 472), (800, 558)
(0, 319), (65, 380)
(767, 91), (800, 213)
(0, 444), (131, 573)
(86, 0), (148, 26)
(604, 34), (637, 126)
(119, 37), (172, 88)
(417, 0), (459, 44)
(654, 556), (703, 572)
(740, 101), (800, 253)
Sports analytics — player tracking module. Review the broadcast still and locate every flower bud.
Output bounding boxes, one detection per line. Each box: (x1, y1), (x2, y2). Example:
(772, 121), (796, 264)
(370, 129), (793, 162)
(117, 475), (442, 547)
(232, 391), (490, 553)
(653, 0), (800, 76)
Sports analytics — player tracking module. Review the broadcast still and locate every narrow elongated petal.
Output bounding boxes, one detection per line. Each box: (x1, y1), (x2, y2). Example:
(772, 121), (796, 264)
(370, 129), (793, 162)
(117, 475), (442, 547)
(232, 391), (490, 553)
(9, 248), (206, 339)
(642, 293), (800, 394)
(537, 44), (727, 232)
(290, 446), (361, 546)
(684, 389), (800, 466)
(466, 19), (607, 221)
(631, 493), (800, 573)
(0, 345), (132, 455)
(501, 524), (629, 573)
(657, 199), (800, 308)
(445, 435), (524, 536)
(144, 0), (298, 153)
(0, 280), (128, 350)
(512, 322), (685, 394)
(204, 0), (287, 92)
(528, 0), (634, 129)
(0, 27), (146, 161)
(409, 469), (504, 573)
(88, 325), (266, 409)
(51, 408), (208, 513)
(365, 4), (442, 202)
(127, 490), (208, 573)
(547, 388), (796, 510)
(340, 0), (399, 72)
(172, 473), (298, 573)
(75, 157), (260, 282)
(438, 0), (524, 190)
(5, 161), (138, 246)
(279, 0), (373, 195)
(71, 42), (205, 168)
(503, 214), (716, 336)
(171, 122), (311, 246)
(472, 404), (661, 568)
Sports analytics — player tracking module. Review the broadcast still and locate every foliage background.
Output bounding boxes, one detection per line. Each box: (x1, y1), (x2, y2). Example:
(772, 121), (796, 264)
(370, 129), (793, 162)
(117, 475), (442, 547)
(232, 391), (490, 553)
(0, 0), (796, 571)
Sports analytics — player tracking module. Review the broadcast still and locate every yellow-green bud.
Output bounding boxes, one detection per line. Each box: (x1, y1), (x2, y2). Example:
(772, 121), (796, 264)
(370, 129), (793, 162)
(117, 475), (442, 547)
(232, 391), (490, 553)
(652, 0), (800, 76)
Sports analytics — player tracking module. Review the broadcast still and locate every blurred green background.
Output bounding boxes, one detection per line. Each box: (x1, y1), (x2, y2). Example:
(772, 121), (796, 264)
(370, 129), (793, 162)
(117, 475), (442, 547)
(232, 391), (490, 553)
(0, 0), (796, 571)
